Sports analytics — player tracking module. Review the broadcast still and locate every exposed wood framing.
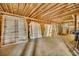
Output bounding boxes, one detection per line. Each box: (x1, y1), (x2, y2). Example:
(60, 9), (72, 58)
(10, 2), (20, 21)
(0, 3), (79, 23)
(0, 11), (58, 24)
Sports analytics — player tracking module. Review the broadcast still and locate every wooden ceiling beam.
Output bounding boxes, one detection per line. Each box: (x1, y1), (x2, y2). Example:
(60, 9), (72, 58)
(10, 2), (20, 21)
(0, 4), (4, 11)
(49, 4), (75, 17)
(25, 3), (34, 16)
(51, 7), (79, 19)
(0, 11), (58, 24)
(6, 3), (12, 13)
(0, 3), (79, 23)
(4, 3), (9, 12)
(28, 3), (43, 17)
(8, 3), (13, 13)
(32, 4), (57, 18)
(18, 3), (26, 15)
(11, 3), (18, 14)
(30, 3), (49, 17)
(0, 3), (6, 12)
(50, 4), (79, 18)
(22, 4), (29, 15)
(21, 3), (26, 15)
(1, 3), (8, 12)
(23, 3), (31, 16)
(40, 4), (65, 19)
(40, 4), (67, 20)
(11, 4), (15, 14)
(26, 3), (38, 17)
(40, 4), (75, 20)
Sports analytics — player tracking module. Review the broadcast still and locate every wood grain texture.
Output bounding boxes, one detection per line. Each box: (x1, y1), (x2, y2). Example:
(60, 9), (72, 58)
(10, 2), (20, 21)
(0, 3), (79, 23)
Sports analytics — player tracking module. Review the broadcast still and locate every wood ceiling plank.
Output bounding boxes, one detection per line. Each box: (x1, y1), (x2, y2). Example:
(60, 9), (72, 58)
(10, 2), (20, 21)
(49, 4), (69, 15)
(11, 3), (19, 14)
(49, 4), (79, 18)
(51, 4), (74, 17)
(11, 4), (15, 14)
(2, 3), (8, 12)
(43, 4), (76, 20)
(4, 3), (9, 12)
(25, 3), (34, 16)
(6, 3), (12, 13)
(48, 4), (73, 17)
(32, 4), (57, 18)
(51, 7), (79, 19)
(33, 5), (69, 18)
(8, 3), (14, 13)
(30, 3), (49, 18)
(39, 4), (75, 21)
(50, 4), (78, 18)
(40, 4), (66, 19)
(21, 3), (26, 15)
(0, 4), (4, 11)
(0, 3), (79, 23)
(42, 4), (74, 20)
(0, 3), (7, 12)
(18, 3), (26, 15)
(36, 4), (63, 20)
(40, 4), (63, 15)
(40, 4), (68, 20)
(26, 3), (38, 17)
(58, 4), (75, 12)
(27, 3), (42, 17)
(23, 3), (31, 16)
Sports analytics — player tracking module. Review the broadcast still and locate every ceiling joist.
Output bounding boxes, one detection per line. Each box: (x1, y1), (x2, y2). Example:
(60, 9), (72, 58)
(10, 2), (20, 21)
(0, 3), (79, 23)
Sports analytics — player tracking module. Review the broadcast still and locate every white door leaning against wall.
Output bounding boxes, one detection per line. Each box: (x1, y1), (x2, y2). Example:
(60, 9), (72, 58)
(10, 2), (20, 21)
(29, 21), (42, 39)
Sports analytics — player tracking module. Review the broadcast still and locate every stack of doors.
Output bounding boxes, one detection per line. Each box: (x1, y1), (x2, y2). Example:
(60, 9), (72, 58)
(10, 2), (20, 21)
(0, 15), (28, 47)
(29, 21), (42, 39)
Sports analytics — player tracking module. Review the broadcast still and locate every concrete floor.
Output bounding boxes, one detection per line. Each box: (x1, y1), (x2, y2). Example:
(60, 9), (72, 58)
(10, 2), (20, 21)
(0, 42), (27, 56)
(35, 36), (72, 56)
(0, 36), (73, 56)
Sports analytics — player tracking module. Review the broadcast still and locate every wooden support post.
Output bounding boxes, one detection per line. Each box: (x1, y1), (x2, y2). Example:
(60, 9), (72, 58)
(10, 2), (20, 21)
(0, 15), (2, 47)
(27, 20), (31, 40)
(73, 14), (79, 48)
(74, 14), (77, 32)
(40, 23), (45, 37)
(73, 15), (77, 41)
(57, 23), (60, 35)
